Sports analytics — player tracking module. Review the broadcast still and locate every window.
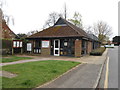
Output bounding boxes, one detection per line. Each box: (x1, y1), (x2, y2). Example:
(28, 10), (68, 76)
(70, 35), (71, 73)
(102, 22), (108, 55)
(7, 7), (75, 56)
(55, 40), (58, 48)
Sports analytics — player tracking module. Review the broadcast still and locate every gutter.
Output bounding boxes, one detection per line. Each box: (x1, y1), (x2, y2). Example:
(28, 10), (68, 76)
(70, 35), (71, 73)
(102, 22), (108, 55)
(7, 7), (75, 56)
(93, 48), (108, 89)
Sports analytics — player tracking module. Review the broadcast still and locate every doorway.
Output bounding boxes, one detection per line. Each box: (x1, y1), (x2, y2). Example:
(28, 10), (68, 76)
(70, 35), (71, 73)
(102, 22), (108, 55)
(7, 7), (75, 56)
(54, 39), (60, 56)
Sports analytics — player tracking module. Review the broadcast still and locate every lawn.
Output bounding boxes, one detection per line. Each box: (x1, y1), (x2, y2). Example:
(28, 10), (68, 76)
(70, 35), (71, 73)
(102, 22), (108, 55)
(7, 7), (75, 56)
(2, 56), (33, 63)
(2, 60), (80, 88)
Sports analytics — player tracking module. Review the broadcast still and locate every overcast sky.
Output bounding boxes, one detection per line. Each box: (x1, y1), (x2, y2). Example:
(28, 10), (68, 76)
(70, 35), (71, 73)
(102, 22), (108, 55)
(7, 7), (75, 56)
(2, 0), (119, 40)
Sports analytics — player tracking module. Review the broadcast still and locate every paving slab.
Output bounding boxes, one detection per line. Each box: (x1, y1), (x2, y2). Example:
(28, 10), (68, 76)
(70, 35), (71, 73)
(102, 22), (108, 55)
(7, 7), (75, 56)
(0, 71), (17, 78)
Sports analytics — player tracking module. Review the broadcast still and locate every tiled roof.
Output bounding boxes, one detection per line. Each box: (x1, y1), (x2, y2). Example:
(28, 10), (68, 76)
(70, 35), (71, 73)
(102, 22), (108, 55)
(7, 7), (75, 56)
(28, 17), (90, 39)
(2, 19), (18, 39)
(2, 20), (16, 36)
(88, 34), (98, 41)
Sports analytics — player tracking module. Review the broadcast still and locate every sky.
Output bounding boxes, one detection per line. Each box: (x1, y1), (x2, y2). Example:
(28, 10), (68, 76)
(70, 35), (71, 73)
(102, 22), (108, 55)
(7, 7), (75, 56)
(2, 0), (119, 40)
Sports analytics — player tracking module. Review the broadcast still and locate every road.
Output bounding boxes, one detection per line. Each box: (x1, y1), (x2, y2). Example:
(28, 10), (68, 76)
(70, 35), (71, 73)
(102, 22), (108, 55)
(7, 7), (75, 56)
(98, 46), (118, 88)
(108, 46), (118, 88)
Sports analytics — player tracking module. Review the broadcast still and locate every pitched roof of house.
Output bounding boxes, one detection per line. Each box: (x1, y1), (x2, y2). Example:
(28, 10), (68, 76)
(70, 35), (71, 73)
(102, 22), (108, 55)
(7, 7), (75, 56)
(27, 17), (90, 39)
(2, 19), (17, 38)
(88, 34), (98, 41)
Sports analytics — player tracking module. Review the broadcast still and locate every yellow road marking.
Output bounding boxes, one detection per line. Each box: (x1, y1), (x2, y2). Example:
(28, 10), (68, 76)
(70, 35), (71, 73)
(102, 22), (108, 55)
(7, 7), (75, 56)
(104, 57), (109, 88)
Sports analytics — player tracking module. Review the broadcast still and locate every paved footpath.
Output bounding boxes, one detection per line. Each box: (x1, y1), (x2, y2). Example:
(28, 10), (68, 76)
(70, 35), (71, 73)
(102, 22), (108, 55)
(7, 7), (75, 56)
(37, 49), (108, 88)
(38, 64), (101, 88)
(0, 58), (51, 66)
(1, 49), (108, 88)
(1, 53), (105, 66)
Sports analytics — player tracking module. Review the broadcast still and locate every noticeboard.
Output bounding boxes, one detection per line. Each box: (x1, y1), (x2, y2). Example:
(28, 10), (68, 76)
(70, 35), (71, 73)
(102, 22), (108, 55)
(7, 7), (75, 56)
(42, 40), (50, 48)
(13, 40), (23, 48)
(27, 43), (32, 51)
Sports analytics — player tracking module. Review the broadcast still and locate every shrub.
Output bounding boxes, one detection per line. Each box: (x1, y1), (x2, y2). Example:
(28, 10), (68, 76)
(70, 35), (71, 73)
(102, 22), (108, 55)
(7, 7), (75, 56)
(90, 47), (105, 56)
(2, 39), (12, 49)
(2, 49), (12, 55)
(2, 39), (12, 55)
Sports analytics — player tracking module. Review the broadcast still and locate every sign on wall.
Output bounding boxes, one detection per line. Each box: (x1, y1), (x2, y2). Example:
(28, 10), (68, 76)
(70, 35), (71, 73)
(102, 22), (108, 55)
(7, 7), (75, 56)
(13, 40), (23, 48)
(64, 42), (67, 46)
(42, 40), (50, 48)
(27, 43), (32, 51)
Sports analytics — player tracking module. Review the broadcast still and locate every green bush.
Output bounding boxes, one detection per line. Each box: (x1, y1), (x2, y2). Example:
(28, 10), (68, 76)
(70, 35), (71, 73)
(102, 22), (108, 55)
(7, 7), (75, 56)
(2, 39), (12, 49)
(2, 49), (12, 55)
(90, 47), (105, 56)
(2, 39), (12, 55)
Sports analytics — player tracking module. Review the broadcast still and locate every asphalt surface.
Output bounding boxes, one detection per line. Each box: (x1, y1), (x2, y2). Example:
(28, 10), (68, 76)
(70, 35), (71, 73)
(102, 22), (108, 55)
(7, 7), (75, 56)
(108, 46), (118, 88)
(40, 64), (101, 88)
(97, 56), (107, 88)
(98, 46), (118, 88)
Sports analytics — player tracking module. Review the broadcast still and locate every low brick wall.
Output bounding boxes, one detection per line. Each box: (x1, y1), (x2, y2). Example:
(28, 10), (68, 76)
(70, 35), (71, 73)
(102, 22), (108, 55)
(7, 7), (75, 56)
(75, 39), (82, 57)
(41, 48), (51, 56)
(87, 41), (92, 54)
(41, 41), (51, 56)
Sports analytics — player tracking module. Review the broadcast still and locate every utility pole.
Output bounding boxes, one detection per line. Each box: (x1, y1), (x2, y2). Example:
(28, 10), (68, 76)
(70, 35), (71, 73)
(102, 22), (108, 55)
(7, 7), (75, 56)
(64, 3), (67, 20)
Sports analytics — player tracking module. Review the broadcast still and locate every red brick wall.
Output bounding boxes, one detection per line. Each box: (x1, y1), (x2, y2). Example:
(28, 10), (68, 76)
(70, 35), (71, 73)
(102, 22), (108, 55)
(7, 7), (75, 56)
(87, 41), (92, 54)
(28, 40), (51, 56)
(41, 41), (51, 56)
(75, 39), (82, 57)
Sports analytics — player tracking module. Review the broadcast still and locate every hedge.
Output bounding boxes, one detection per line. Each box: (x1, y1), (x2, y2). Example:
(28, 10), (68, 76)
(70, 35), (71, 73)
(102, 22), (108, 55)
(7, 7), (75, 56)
(1, 39), (12, 55)
(90, 47), (106, 56)
(2, 39), (12, 49)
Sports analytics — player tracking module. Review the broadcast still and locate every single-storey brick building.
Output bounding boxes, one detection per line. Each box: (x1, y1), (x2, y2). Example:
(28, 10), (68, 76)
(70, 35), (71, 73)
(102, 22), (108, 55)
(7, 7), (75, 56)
(27, 17), (100, 57)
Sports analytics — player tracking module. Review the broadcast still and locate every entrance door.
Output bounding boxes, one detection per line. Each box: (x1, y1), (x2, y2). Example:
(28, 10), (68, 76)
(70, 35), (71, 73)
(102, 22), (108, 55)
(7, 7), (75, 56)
(54, 39), (60, 56)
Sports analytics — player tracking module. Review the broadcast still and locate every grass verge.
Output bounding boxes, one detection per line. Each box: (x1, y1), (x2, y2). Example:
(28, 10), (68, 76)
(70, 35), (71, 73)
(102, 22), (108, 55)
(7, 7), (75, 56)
(2, 56), (33, 63)
(2, 60), (80, 88)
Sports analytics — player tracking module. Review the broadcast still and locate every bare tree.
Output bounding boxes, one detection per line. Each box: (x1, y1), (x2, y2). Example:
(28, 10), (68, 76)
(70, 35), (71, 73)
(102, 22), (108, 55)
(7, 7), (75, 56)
(68, 12), (83, 28)
(93, 21), (112, 42)
(0, 0), (5, 9)
(43, 12), (62, 29)
(27, 30), (39, 36)
(17, 33), (27, 39)
(0, 0), (14, 25)
(84, 26), (94, 34)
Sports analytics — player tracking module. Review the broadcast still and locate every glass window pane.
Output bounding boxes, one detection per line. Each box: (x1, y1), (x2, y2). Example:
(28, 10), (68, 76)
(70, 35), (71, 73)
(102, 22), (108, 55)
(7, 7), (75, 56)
(55, 50), (58, 54)
(55, 40), (58, 48)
